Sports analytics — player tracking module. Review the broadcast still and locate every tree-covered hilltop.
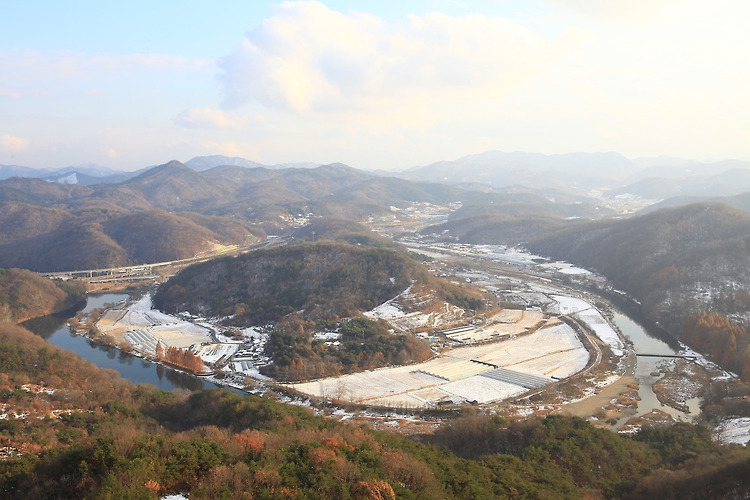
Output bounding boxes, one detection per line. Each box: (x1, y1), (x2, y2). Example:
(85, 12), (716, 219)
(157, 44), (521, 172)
(0, 268), (85, 323)
(290, 216), (405, 250)
(153, 241), (483, 325)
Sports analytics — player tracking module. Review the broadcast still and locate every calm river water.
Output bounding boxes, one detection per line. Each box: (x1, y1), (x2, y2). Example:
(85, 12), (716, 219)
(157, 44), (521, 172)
(22, 293), (228, 393)
(612, 313), (700, 422)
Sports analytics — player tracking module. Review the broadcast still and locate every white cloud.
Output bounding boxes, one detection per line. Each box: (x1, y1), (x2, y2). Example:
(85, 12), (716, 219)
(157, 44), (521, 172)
(204, 0), (750, 167)
(545, 0), (680, 23)
(217, 1), (553, 119)
(175, 107), (245, 129)
(0, 49), (207, 83)
(0, 87), (23, 98)
(1, 135), (29, 153)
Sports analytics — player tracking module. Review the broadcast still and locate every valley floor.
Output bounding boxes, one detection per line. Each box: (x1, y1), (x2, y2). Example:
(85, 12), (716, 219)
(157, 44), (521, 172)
(82, 233), (745, 442)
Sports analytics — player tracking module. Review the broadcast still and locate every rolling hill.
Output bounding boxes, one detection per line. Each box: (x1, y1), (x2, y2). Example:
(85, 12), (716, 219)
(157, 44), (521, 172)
(0, 268), (85, 322)
(153, 242), (433, 325)
(0, 206), (258, 272)
(527, 202), (750, 321)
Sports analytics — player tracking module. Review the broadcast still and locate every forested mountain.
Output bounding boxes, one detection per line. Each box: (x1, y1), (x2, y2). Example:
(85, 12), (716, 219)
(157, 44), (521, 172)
(0, 205), (258, 272)
(0, 160), (616, 272)
(418, 194), (614, 245)
(528, 203), (750, 319)
(424, 213), (572, 244)
(0, 177), (93, 206)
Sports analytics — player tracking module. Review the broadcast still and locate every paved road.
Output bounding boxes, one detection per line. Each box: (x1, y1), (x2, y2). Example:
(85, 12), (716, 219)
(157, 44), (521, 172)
(40, 236), (293, 281)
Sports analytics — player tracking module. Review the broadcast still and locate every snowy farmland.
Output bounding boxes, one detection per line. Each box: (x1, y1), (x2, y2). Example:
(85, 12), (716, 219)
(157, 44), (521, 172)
(364, 284), (468, 332)
(96, 294), (232, 359)
(287, 321), (589, 408)
(549, 295), (625, 356)
(442, 310), (545, 343)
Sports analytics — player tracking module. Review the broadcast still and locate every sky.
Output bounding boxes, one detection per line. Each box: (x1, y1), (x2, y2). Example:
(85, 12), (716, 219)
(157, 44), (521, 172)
(1, 0), (749, 171)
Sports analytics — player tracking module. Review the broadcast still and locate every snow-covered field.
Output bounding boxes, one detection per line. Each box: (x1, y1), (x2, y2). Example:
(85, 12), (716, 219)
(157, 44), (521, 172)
(549, 295), (625, 356)
(96, 294), (218, 358)
(445, 310), (545, 343)
(451, 322), (589, 378)
(287, 321), (589, 408)
(714, 418), (750, 445)
(364, 285), (467, 332)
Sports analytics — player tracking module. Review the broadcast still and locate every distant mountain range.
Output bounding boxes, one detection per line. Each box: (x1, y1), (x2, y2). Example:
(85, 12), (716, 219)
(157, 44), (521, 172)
(5, 152), (750, 204)
(4, 150), (750, 271)
(0, 155), (323, 185)
(398, 151), (750, 200)
(0, 159), (571, 271)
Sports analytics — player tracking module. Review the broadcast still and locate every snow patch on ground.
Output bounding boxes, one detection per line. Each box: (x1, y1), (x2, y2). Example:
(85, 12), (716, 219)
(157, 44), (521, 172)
(365, 302), (404, 319)
(548, 295), (624, 356)
(364, 284), (465, 332)
(313, 331), (341, 341)
(574, 308), (624, 356)
(715, 418), (750, 445)
(549, 295), (592, 315)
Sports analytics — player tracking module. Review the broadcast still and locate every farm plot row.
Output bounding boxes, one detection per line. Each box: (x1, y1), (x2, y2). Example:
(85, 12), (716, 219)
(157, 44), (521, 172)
(287, 322), (588, 408)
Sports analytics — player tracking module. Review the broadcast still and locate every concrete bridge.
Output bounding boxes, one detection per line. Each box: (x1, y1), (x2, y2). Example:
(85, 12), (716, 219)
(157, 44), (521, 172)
(635, 353), (697, 360)
(39, 235), (294, 282)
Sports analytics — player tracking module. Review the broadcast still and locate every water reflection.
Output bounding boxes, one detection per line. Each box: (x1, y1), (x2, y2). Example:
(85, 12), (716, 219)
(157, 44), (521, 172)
(21, 293), (227, 393)
(613, 314), (676, 356)
(82, 293), (129, 314)
(21, 306), (81, 339)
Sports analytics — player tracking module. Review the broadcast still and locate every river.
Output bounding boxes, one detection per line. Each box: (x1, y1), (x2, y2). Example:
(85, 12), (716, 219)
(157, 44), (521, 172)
(612, 313), (700, 423)
(21, 293), (229, 393)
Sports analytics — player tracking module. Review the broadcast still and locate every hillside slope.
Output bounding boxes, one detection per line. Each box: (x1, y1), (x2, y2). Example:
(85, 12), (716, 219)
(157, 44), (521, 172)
(527, 203), (750, 320)
(0, 268), (85, 322)
(154, 242), (432, 325)
(525, 202), (750, 377)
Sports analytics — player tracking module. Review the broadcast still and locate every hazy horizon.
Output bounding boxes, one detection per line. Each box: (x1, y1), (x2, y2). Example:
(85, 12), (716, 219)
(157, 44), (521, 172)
(5, 150), (750, 175)
(3, 0), (749, 171)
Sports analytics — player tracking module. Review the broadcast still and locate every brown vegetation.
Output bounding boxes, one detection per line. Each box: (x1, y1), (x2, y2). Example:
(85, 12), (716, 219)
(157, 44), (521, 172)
(0, 268), (85, 323)
(683, 311), (750, 381)
(156, 343), (205, 374)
